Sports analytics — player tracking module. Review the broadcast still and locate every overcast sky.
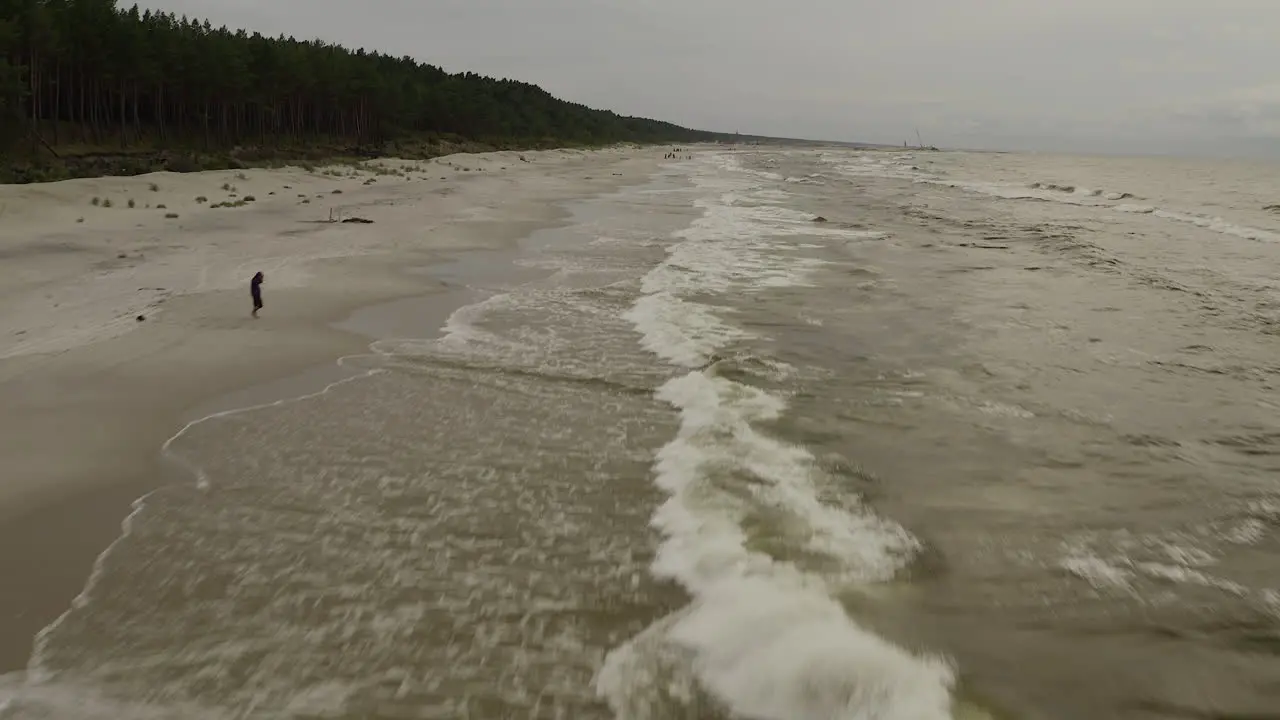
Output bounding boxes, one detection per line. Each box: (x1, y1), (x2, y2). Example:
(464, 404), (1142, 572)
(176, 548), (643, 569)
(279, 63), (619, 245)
(136, 0), (1280, 157)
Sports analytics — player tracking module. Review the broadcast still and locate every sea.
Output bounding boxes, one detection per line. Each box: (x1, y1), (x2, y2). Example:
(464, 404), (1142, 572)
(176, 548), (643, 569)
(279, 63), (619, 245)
(4, 145), (1280, 719)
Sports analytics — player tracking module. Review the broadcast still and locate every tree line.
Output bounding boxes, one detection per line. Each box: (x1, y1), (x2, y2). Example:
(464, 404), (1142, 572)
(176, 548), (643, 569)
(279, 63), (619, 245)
(0, 0), (723, 176)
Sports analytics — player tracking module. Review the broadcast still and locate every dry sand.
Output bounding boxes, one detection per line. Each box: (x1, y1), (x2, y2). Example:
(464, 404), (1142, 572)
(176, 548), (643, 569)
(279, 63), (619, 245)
(0, 146), (662, 668)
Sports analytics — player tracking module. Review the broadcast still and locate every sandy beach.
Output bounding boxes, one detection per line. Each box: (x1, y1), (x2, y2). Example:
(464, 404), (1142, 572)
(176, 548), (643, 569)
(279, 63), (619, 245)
(5, 144), (1279, 718)
(0, 147), (660, 670)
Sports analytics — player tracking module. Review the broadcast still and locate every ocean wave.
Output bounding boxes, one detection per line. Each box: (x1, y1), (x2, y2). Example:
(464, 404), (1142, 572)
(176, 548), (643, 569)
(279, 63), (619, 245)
(1027, 181), (1137, 201)
(374, 285), (672, 392)
(1058, 511), (1279, 614)
(784, 173), (827, 185)
(1110, 204), (1280, 241)
(918, 177), (1094, 205)
(818, 151), (1279, 246)
(912, 170), (1280, 244)
(601, 153), (956, 719)
(624, 292), (751, 368)
(604, 363), (953, 720)
(1151, 209), (1280, 243)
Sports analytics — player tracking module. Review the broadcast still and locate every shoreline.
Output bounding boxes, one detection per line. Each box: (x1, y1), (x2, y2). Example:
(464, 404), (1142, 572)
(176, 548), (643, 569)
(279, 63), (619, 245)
(0, 263), (416, 670)
(0, 147), (666, 671)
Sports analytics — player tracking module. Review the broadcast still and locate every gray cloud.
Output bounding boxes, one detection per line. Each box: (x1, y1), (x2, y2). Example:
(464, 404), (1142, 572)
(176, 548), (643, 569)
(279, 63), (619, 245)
(136, 0), (1280, 156)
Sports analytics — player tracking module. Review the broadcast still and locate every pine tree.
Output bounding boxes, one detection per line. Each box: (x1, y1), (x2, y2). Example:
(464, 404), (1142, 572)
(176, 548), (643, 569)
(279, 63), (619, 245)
(0, 0), (719, 174)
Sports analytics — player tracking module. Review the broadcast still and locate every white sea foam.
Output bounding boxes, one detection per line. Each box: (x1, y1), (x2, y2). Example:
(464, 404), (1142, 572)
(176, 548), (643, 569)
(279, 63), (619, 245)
(1063, 546), (1248, 598)
(436, 291), (512, 349)
(608, 367), (953, 719)
(833, 162), (922, 182)
(784, 175), (827, 185)
(666, 578), (954, 720)
(1026, 182), (1117, 199)
(1060, 551), (1136, 593)
(753, 188), (794, 202)
(1058, 524), (1278, 611)
(642, 219), (823, 297)
(623, 292), (750, 367)
(918, 177), (1097, 205)
(821, 150), (1280, 250)
(1135, 563), (1249, 596)
(637, 185), (888, 297)
(1222, 517), (1267, 545)
(1151, 209), (1280, 242)
(0, 676), (227, 720)
(650, 372), (921, 587)
(602, 153), (955, 719)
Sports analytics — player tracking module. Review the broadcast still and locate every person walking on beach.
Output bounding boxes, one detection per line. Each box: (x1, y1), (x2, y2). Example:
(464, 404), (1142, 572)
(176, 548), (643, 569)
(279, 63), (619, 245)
(250, 271), (264, 317)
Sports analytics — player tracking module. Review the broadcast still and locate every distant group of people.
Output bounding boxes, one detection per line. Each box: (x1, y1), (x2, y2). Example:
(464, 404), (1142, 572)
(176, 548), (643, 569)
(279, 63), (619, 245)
(664, 148), (692, 160)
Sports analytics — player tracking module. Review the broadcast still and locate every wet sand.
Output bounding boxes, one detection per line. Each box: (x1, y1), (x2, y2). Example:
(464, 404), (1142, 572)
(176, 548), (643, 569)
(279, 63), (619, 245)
(0, 148), (661, 670)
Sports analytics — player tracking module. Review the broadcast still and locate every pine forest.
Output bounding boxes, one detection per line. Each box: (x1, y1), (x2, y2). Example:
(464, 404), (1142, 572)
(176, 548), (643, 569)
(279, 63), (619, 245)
(0, 0), (724, 181)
